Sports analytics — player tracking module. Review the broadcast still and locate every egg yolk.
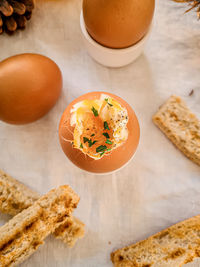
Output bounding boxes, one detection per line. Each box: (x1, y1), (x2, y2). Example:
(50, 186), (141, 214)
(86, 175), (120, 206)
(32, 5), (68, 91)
(70, 95), (128, 159)
(80, 112), (114, 157)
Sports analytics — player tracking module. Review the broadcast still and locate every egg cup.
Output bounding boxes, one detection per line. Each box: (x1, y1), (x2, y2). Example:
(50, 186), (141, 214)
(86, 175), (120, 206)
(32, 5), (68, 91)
(80, 11), (152, 68)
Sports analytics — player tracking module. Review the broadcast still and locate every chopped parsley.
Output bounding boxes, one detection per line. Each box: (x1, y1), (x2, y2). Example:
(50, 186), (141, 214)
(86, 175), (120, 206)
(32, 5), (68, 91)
(104, 121), (109, 130)
(105, 98), (113, 106)
(91, 106), (98, 117)
(99, 147), (111, 156)
(91, 134), (95, 137)
(80, 143), (83, 148)
(83, 137), (97, 147)
(96, 145), (112, 156)
(96, 145), (107, 153)
(88, 140), (97, 147)
(83, 137), (89, 143)
(106, 139), (113, 145)
(103, 132), (110, 139)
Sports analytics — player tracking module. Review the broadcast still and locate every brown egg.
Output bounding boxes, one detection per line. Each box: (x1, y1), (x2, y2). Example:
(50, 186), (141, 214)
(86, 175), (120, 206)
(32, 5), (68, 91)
(0, 53), (62, 124)
(59, 92), (140, 174)
(83, 0), (155, 49)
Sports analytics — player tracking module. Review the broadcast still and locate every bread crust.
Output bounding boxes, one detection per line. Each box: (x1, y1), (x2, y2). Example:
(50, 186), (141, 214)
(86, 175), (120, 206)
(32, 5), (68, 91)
(0, 185), (79, 267)
(111, 215), (200, 267)
(0, 169), (85, 247)
(153, 95), (200, 166)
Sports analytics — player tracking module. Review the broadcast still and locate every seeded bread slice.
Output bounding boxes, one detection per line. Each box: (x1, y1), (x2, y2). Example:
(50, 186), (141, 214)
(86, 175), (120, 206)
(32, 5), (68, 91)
(153, 95), (200, 166)
(111, 214), (200, 267)
(0, 185), (79, 267)
(0, 169), (85, 247)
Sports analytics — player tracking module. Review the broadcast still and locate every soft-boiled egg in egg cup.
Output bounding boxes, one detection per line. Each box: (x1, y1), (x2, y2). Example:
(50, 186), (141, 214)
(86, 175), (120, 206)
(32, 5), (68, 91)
(80, 11), (153, 68)
(59, 92), (140, 174)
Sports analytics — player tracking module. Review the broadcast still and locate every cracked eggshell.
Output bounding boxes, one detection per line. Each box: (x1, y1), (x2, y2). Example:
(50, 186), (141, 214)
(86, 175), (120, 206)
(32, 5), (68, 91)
(59, 91), (140, 174)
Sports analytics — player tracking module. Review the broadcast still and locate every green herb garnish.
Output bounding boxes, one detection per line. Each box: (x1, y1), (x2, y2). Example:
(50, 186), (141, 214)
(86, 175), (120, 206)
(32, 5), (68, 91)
(96, 145), (107, 153)
(104, 121), (109, 130)
(80, 143), (83, 148)
(106, 139), (113, 145)
(83, 137), (89, 143)
(100, 147), (111, 156)
(91, 134), (95, 137)
(88, 140), (97, 147)
(103, 132), (110, 139)
(105, 98), (113, 106)
(83, 137), (97, 147)
(91, 106), (98, 117)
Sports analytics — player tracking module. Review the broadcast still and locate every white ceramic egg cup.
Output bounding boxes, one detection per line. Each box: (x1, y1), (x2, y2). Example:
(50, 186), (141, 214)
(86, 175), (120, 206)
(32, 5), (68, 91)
(80, 10), (152, 68)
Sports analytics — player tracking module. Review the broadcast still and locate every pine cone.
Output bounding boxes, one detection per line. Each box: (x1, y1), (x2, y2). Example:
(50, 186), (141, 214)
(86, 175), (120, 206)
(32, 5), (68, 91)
(0, 0), (35, 34)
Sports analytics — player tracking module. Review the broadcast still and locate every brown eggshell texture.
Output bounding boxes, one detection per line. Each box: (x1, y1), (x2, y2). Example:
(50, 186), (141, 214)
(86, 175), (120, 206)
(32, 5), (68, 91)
(59, 92), (140, 174)
(0, 53), (62, 124)
(83, 0), (155, 49)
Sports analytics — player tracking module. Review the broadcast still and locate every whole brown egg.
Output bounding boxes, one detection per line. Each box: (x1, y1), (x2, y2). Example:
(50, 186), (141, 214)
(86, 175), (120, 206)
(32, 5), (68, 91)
(0, 54), (62, 124)
(83, 0), (155, 49)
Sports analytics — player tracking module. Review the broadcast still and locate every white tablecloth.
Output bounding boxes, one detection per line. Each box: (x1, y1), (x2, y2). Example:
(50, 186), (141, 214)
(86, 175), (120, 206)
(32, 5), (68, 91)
(0, 0), (200, 266)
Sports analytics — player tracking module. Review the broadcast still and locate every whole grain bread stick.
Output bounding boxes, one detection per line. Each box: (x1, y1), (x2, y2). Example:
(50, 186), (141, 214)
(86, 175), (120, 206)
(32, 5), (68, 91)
(0, 169), (85, 247)
(111, 214), (200, 267)
(153, 95), (200, 166)
(0, 185), (79, 267)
